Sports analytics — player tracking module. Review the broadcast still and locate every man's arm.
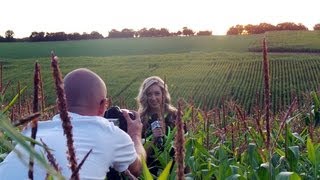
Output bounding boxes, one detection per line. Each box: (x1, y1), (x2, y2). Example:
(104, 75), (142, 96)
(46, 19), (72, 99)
(123, 110), (146, 177)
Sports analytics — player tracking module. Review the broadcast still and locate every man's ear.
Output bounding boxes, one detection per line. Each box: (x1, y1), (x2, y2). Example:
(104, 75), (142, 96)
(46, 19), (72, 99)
(98, 98), (109, 116)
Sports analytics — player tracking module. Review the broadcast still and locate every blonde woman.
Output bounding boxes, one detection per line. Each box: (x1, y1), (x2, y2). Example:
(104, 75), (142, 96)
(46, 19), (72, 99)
(136, 76), (177, 175)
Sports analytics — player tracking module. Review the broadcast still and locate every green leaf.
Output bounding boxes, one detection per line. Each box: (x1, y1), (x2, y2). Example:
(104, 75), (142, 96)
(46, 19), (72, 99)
(258, 162), (270, 180)
(291, 133), (304, 144)
(141, 158), (153, 180)
(306, 138), (316, 165)
(2, 86), (27, 113)
(158, 160), (173, 180)
(287, 146), (299, 171)
(311, 91), (320, 126)
(218, 145), (230, 180)
(182, 107), (192, 122)
(193, 139), (211, 157)
(275, 148), (285, 157)
(226, 174), (245, 180)
(247, 143), (259, 169)
(311, 92), (320, 108)
(197, 111), (204, 124)
(276, 172), (301, 180)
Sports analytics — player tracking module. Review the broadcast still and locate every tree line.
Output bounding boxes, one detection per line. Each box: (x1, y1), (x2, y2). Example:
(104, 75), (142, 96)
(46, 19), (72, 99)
(1, 22), (320, 42)
(227, 22), (320, 35)
(0, 27), (210, 42)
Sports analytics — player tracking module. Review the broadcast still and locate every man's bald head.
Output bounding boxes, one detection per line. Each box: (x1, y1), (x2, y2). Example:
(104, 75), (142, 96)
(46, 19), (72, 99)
(63, 68), (107, 115)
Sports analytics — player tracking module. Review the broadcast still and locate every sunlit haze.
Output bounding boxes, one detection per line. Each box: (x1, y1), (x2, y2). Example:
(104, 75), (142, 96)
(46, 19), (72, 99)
(1, 0), (319, 38)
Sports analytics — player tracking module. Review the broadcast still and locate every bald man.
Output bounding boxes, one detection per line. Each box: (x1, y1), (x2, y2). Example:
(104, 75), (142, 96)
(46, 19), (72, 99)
(0, 68), (146, 179)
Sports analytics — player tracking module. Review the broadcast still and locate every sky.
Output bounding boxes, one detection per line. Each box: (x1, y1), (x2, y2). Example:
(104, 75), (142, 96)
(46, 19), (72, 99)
(1, 0), (319, 38)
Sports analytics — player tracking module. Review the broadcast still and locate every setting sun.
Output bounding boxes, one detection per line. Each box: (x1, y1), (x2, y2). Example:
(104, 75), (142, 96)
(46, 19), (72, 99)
(1, 0), (319, 38)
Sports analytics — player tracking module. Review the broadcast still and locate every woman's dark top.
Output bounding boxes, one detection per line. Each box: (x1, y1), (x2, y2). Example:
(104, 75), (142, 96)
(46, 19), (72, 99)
(141, 112), (176, 176)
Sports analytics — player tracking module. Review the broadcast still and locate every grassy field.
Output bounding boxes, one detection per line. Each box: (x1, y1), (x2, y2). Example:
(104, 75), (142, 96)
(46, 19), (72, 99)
(1, 31), (320, 112)
(250, 30), (320, 52)
(1, 31), (320, 179)
(0, 35), (261, 59)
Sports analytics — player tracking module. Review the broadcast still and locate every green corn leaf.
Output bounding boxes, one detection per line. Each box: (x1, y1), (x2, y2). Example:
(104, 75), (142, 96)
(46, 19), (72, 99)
(275, 172), (301, 180)
(275, 148), (285, 157)
(141, 158), (153, 180)
(184, 138), (193, 161)
(247, 143), (259, 169)
(182, 107), (192, 122)
(158, 160), (173, 180)
(226, 174), (245, 180)
(2, 86), (27, 113)
(291, 132), (304, 144)
(287, 146), (299, 171)
(197, 111), (204, 123)
(204, 168), (216, 179)
(258, 162), (270, 180)
(218, 145), (229, 180)
(311, 92), (320, 108)
(306, 138), (316, 165)
(310, 91), (320, 126)
(193, 139), (211, 157)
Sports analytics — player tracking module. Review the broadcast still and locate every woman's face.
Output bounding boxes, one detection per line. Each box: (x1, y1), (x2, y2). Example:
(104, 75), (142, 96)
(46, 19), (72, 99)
(146, 84), (163, 111)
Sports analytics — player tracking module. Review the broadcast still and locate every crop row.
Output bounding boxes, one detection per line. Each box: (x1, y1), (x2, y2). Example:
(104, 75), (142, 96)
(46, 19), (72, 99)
(2, 52), (320, 113)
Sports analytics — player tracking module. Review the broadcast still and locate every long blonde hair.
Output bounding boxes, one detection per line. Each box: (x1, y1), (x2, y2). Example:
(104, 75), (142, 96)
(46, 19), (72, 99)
(136, 76), (176, 118)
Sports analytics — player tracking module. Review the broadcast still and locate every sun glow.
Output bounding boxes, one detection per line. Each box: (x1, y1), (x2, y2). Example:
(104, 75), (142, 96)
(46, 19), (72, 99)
(1, 0), (319, 38)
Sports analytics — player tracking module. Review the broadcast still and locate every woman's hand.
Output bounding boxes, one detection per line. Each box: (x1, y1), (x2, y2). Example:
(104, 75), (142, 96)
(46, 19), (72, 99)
(152, 126), (163, 142)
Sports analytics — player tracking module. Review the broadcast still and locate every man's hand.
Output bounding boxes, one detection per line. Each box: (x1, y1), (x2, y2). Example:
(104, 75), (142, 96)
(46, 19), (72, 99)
(122, 110), (142, 139)
(122, 110), (146, 177)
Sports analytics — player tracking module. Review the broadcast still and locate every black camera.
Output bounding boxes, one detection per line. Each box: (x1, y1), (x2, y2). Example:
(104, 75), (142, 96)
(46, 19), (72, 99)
(104, 106), (135, 179)
(104, 106), (135, 132)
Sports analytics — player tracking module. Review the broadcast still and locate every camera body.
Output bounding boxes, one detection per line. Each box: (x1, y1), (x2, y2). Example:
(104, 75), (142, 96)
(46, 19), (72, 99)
(104, 106), (135, 132)
(104, 106), (135, 179)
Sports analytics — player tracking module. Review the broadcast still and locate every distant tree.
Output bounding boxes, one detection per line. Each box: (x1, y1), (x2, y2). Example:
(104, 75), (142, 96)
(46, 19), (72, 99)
(121, 28), (135, 38)
(256, 23), (276, 33)
(229, 22), (308, 35)
(196, 30), (212, 36)
(81, 32), (91, 40)
(244, 24), (259, 34)
(226, 27), (237, 35)
(68, 32), (82, 40)
(243, 23), (276, 34)
(137, 28), (148, 37)
(136, 27), (169, 37)
(29, 31), (45, 41)
(5, 30), (15, 41)
(90, 31), (104, 39)
(313, 23), (320, 30)
(159, 28), (170, 37)
(170, 31), (182, 36)
(55, 32), (68, 41)
(148, 28), (159, 37)
(44, 32), (67, 41)
(276, 22), (308, 31)
(0, 35), (4, 42)
(108, 29), (120, 38)
(227, 25), (244, 35)
(45, 32), (54, 41)
(182, 27), (194, 36)
(296, 23), (308, 30)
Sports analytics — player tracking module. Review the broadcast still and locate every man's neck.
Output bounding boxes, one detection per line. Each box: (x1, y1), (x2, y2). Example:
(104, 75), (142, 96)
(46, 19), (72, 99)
(68, 106), (100, 116)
